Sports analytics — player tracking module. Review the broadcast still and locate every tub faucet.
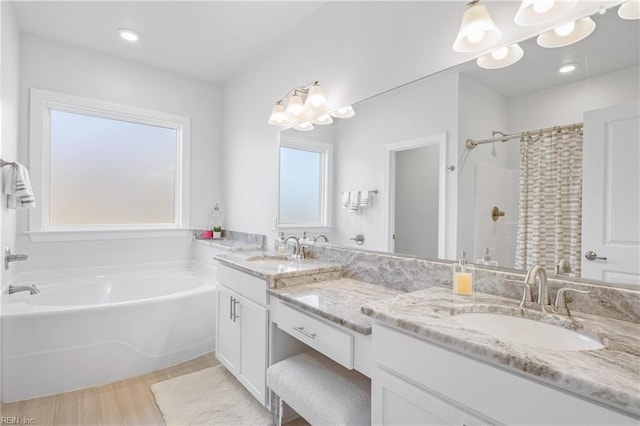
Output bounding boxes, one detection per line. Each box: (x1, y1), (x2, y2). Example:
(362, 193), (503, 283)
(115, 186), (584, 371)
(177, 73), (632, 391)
(524, 265), (550, 311)
(283, 235), (303, 259)
(8, 284), (40, 295)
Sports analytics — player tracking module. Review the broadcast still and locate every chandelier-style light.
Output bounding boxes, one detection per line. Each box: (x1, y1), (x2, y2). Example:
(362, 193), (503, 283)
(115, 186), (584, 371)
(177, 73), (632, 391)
(619, 0), (640, 19)
(268, 82), (355, 131)
(476, 43), (524, 69)
(452, 0), (502, 53)
(514, 0), (577, 26)
(537, 16), (596, 48)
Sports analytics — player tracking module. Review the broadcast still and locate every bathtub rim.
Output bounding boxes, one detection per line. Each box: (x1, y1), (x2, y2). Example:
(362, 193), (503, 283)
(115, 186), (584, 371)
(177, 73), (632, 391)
(1, 261), (217, 317)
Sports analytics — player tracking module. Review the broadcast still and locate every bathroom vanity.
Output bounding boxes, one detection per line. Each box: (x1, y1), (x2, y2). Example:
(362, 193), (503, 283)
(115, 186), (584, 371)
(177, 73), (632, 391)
(211, 249), (343, 407)
(207, 238), (640, 424)
(364, 288), (638, 425)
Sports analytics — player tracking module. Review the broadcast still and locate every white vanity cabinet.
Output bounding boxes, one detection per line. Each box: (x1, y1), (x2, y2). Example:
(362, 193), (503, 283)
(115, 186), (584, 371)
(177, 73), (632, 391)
(215, 264), (268, 406)
(372, 323), (637, 425)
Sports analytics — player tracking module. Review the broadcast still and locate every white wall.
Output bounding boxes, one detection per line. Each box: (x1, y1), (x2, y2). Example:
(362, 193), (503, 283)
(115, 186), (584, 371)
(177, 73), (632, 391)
(1, 0), (22, 404)
(221, 1), (612, 248)
(332, 70), (458, 253)
(15, 34), (223, 272)
(457, 74), (510, 262)
(1, 2), (21, 285)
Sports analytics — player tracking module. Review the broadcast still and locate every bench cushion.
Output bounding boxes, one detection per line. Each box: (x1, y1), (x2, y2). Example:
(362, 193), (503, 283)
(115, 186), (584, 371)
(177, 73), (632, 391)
(267, 351), (371, 425)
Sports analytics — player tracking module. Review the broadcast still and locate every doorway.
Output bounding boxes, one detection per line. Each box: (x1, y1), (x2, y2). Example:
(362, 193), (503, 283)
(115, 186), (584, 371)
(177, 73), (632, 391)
(385, 133), (447, 257)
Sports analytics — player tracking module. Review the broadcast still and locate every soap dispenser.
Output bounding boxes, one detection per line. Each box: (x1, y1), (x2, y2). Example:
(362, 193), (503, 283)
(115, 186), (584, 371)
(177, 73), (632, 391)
(453, 250), (474, 296)
(276, 232), (287, 254)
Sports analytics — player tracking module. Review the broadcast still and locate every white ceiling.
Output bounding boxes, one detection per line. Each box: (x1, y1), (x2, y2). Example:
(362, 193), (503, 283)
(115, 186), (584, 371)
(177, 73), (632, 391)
(11, 1), (326, 83)
(10, 0), (638, 92)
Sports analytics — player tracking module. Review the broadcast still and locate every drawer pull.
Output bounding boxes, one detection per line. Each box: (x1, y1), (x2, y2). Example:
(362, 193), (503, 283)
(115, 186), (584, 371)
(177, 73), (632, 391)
(293, 326), (316, 339)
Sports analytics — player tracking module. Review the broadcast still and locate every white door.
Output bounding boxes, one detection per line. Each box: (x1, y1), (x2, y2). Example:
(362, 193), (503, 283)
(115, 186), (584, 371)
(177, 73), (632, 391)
(582, 101), (640, 286)
(215, 285), (240, 371)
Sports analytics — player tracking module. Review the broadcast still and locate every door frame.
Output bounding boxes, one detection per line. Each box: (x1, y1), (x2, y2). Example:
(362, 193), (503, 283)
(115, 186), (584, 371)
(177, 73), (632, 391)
(383, 132), (447, 255)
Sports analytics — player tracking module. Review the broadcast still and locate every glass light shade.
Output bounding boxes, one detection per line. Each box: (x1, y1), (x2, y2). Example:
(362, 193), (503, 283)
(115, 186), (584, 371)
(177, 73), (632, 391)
(293, 122), (314, 131)
(305, 84), (327, 108)
(619, 0), (640, 19)
(285, 94), (305, 116)
(452, 1), (502, 53)
(514, 0), (577, 26)
(476, 43), (524, 69)
(536, 17), (595, 48)
(268, 103), (290, 126)
(330, 105), (355, 118)
(312, 114), (333, 125)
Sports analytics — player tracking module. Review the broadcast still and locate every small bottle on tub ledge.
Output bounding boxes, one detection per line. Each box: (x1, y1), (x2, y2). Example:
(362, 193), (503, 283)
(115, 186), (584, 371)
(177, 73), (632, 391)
(453, 250), (474, 296)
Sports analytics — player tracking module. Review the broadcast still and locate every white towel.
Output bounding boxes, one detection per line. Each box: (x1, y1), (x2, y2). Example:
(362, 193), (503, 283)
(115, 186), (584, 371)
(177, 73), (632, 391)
(349, 190), (361, 213)
(3, 163), (36, 209)
(341, 191), (350, 209)
(359, 190), (370, 207)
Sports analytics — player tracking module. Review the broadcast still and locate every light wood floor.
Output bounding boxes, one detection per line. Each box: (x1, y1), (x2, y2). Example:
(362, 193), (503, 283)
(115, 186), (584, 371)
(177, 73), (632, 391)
(1, 353), (218, 426)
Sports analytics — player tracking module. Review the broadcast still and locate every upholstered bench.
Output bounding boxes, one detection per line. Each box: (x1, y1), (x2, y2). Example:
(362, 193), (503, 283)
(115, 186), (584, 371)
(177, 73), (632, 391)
(266, 350), (371, 425)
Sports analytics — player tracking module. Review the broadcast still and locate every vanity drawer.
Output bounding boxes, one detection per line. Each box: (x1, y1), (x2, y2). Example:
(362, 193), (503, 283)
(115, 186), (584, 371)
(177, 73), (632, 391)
(216, 264), (267, 306)
(270, 298), (354, 369)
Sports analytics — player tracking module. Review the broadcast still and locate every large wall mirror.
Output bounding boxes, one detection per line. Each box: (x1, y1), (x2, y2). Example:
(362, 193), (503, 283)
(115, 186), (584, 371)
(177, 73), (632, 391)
(279, 10), (639, 288)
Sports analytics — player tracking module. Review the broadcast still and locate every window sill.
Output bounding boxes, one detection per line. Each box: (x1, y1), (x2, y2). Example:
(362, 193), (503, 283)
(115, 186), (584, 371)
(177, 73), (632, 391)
(25, 228), (192, 242)
(278, 224), (334, 230)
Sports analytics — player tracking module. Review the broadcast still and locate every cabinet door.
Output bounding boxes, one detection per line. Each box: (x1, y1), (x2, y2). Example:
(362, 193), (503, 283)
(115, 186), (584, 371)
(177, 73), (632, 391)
(237, 294), (268, 405)
(215, 286), (240, 372)
(373, 368), (486, 426)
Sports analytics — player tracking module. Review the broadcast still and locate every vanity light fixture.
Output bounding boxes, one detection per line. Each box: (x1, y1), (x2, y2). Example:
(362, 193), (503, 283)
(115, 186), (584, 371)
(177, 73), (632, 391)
(618, 0), (640, 19)
(477, 43), (524, 69)
(452, 0), (502, 53)
(514, 0), (578, 26)
(268, 81), (355, 131)
(536, 16), (596, 48)
(117, 28), (141, 42)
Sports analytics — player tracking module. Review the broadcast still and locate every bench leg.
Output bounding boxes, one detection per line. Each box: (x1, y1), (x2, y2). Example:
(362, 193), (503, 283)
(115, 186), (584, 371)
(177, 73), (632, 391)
(270, 390), (283, 426)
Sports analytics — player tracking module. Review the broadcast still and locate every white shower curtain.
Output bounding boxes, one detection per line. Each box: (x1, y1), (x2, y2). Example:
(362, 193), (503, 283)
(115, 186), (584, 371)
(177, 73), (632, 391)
(515, 126), (583, 276)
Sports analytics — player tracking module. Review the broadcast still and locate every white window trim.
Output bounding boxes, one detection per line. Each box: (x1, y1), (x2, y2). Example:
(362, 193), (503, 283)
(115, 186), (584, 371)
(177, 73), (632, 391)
(279, 134), (333, 228)
(28, 88), (191, 242)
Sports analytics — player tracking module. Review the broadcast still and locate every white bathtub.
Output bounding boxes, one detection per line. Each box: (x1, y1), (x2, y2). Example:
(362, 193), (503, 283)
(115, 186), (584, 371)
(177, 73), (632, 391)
(1, 264), (216, 402)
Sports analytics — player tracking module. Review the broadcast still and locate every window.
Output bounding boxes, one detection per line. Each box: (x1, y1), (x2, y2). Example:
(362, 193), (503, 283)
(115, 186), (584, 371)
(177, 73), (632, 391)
(279, 135), (332, 227)
(29, 89), (191, 241)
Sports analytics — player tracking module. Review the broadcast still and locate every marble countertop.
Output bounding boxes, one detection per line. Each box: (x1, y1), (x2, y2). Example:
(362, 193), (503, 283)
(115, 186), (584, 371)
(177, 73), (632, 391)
(195, 238), (263, 251)
(267, 278), (402, 335)
(213, 252), (344, 283)
(361, 286), (640, 417)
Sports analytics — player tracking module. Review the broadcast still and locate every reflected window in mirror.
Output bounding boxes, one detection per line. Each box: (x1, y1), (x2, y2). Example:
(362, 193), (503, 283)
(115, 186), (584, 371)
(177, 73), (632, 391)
(279, 136), (332, 227)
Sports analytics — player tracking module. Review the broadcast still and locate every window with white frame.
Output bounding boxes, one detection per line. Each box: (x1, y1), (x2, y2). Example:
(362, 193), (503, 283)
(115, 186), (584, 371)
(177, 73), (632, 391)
(29, 89), (191, 240)
(279, 135), (332, 227)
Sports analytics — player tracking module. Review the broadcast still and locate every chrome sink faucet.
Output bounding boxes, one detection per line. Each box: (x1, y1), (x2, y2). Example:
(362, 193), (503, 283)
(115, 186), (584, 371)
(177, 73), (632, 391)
(524, 264), (551, 312)
(283, 235), (303, 259)
(8, 284), (40, 295)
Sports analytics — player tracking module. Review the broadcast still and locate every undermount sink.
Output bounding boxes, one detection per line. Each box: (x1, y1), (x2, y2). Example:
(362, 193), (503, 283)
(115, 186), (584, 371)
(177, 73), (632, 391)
(453, 313), (604, 351)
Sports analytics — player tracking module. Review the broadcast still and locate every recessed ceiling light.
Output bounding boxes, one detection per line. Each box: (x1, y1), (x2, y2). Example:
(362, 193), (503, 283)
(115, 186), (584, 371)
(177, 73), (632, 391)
(558, 64), (577, 74)
(118, 29), (141, 43)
